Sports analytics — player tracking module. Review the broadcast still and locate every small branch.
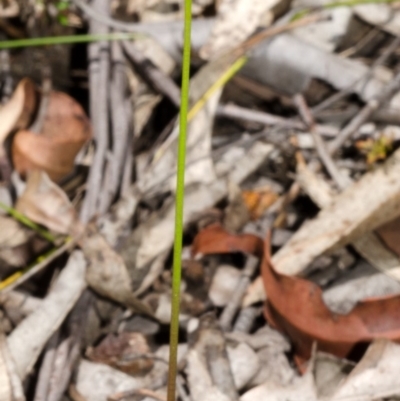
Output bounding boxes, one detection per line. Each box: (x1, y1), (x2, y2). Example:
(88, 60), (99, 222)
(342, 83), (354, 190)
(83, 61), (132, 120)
(328, 70), (400, 155)
(123, 41), (181, 107)
(99, 41), (130, 214)
(220, 255), (259, 332)
(294, 94), (351, 190)
(80, 0), (111, 223)
(217, 103), (339, 137)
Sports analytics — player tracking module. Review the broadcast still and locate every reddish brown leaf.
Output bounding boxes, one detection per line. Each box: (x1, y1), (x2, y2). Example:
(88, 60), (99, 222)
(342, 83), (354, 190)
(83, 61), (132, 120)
(12, 91), (91, 182)
(192, 225), (400, 368)
(191, 223), (264, 257)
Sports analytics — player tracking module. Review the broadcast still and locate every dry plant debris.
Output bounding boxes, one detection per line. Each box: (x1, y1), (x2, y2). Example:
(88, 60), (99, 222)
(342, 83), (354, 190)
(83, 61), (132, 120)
(3, 0), (400, 400)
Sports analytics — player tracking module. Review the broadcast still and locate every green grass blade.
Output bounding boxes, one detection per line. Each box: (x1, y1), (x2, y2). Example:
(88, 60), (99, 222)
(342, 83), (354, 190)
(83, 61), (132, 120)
(0, 32), (143, 49)
(167, 0), (192, 400)
(0, 202), (56, 243)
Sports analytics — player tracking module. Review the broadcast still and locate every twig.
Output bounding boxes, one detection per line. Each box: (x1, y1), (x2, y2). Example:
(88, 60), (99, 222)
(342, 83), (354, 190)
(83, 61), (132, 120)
(123, 41), (181, 107)
(80, 0), (111, 223)
(294, 94), (351, 189)
(220, 255), (259, 332)
(312, 35), (400, 115)
(328, 70), (400, 155)
(232, 306), (260, 333)
(47, 292), (92, 401)
(216, 103), (339, 137)
(33, 331), (60, 401)
(99, 41), (130, 214)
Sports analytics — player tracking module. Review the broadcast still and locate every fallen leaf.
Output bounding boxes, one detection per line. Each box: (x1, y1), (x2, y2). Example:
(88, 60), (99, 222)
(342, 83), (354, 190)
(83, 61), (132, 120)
(242, 187), (279, 220)
(7, 250), (86, 380)
(192, 224), (264, 258)
(12, 91), (91, 182)
(261, 235), (400, 364)
(86, 332), (153, 375)
(192, 225), (400, 365)
(0, 215), (31, 268)
(15, 170), (82, 236)
(81, 226), (154, 317)
(0, 78), (37, 155)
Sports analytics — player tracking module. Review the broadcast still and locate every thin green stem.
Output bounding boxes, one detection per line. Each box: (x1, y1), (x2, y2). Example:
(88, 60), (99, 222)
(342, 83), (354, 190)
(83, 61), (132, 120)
(167, 0), (192, 400)
(0, 32), (143, 49)
(0, 202), (56, 243)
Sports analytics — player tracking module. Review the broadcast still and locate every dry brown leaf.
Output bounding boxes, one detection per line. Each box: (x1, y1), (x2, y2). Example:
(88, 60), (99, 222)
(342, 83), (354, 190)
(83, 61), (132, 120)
(15, 170), (82, 236)
(81, 226), (154, 317)
(242, 188), (279, 220)
(0, 78), (37, 155)
(192, 224), (264, 258)
(86, 332), (153, 375)
(12, 91), (91, 182)
(192, 226), (400, 367)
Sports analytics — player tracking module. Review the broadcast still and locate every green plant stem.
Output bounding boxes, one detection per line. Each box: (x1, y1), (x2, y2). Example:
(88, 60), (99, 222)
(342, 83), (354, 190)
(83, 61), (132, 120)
(0, 202), (56, 243)
(167, 0), (192, 400)
(0, 32), (143, 49)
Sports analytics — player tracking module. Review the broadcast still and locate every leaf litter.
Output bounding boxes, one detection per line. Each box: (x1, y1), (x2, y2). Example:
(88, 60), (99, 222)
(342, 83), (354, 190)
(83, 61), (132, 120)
(3, 0), (400, 400)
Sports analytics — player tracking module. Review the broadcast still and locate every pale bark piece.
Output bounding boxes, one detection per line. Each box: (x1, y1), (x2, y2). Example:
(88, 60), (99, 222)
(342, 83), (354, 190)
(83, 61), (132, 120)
(76, 345), (187, 401)
(200, 0), (281, 59)
(209, 265), (242, 307)
(241, 367), (317, 401)
(330, 340), (400, 401)
(227, 342), (259, 390)
(297, 162), (400, 281)
(7, 251), (86, 380)
(187, 350), (231, 401)
(322, 261), (400, 314)
(273, 147), (400, 276)
(242, 33), (387, 101)
(76, 360), (144, 401)
(0, 334), (25, 401)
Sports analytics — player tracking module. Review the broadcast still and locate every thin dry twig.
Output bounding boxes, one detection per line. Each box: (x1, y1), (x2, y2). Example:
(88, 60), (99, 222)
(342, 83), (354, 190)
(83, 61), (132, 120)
(217, 103), (338, 137)
(220, 255), (259, 332)
(294, 94), (351, 189)
(123, 41), (181, 107)
(328, 70), (400, 155)
(99, 41), (131, 214)
(80, 0), (111, 223)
